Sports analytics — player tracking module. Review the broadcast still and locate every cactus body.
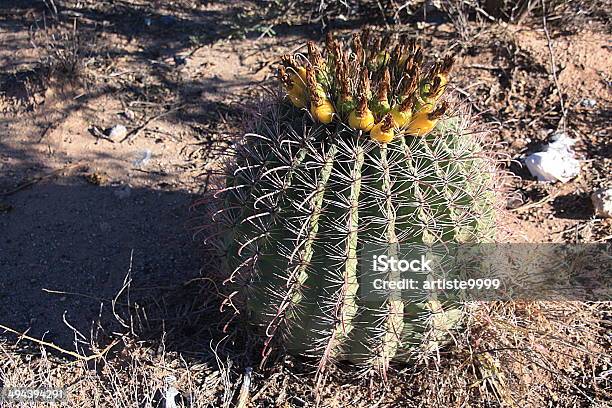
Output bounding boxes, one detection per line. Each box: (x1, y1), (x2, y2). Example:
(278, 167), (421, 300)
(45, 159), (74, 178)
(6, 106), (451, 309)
(217, 109), (496, 371)
(213, 32), (498, 375)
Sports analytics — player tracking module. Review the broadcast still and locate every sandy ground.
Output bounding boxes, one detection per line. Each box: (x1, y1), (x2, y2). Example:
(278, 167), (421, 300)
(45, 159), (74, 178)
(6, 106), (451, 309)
(0, 1), (610, 407)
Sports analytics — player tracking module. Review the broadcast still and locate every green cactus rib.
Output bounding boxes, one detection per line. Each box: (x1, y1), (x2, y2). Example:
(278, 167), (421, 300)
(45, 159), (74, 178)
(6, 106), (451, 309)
(373, 145), (404, 370)
(316, 144), (363, 377)
(218, 106), (497, 371)
(261, 142), (337, 360)
(342, 143), (406, 367)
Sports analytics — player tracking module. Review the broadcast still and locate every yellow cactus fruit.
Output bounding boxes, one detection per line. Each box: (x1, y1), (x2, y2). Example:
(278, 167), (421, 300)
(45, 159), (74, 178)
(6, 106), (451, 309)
(305, 64), (334, 123)
(405, 103), (447, 137)
(288, 87), (307, 108)
(298, 66), (308, 84)
(311, 99), (335, 124)
(370, 114), (395, 143)
(289, 66), (307, 89)
(279, 34), (454, 139)
(348, 95), (374, 131)
(405, 114), (437, 137)
(279, 65), (306, 108)
(390, 107), (412, 128)
(390, 97), (414, 128)
(348, 108), (375, 131)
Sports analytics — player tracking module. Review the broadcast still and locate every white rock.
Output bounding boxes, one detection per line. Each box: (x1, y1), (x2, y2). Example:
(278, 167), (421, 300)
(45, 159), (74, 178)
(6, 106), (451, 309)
(580, 98), (597, 108)
(591, 188), (612, 218)
(107, 124), (127, 140)
(524, 132), (580, 183)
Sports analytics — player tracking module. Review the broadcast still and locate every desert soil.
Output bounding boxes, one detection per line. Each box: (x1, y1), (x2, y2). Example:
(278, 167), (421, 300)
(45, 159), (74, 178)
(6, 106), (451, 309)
(0, 1), (610, 407)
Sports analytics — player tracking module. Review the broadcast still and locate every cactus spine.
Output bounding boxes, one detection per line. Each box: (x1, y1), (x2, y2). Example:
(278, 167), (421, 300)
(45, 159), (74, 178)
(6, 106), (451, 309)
(211, 31), (498, 376)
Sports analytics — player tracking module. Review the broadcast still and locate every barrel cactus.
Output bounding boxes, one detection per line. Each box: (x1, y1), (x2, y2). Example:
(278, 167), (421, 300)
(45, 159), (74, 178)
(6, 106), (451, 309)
(209, 31), (498, 377)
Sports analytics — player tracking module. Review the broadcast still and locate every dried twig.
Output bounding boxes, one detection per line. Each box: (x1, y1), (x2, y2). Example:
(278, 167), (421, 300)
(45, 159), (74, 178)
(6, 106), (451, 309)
(121, 105), (185, 143)
(38, 119), (62, 143)
(464, 64), (509, 71)
(0, 162), (84, 197)
(41, 288), (134, 308)
(510, 191), (560, 212)
(541, 0), (567, 132)
(0, 323), (119, 362)
(236, 367), (253, 408)
(112, 249), (134, 334)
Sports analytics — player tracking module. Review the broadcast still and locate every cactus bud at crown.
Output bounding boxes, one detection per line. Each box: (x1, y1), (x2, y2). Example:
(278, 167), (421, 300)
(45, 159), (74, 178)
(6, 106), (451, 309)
(276, 29), (455, 139)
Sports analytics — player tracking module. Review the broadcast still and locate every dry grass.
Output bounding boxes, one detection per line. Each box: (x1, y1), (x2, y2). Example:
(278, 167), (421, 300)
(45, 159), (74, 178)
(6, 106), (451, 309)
(0, 12), (91, 112)
(2, 295), (608, 407)
(1, 229), (609, 406)
(0, 337), (232, 407)
(0, 277), (241, 407)
(409, 300), (610, 407)
(32, 16), (91, 88)
(442, 0), (611, 27)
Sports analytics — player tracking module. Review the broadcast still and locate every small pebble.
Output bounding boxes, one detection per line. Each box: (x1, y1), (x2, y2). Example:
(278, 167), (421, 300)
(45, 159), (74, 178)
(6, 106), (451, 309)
(580, 98), (597, 108)
(107, 124), (127, 140)
(591, 188), (612, 218)
(124, 109), (135, 121)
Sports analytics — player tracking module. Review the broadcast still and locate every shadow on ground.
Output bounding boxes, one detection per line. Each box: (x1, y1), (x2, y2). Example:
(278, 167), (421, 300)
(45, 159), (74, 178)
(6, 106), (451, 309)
(0, 0), (297, 368)
(552, 192), (594, 220)
(0, 172), (209, 348)
(0, 115), (235, 367)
